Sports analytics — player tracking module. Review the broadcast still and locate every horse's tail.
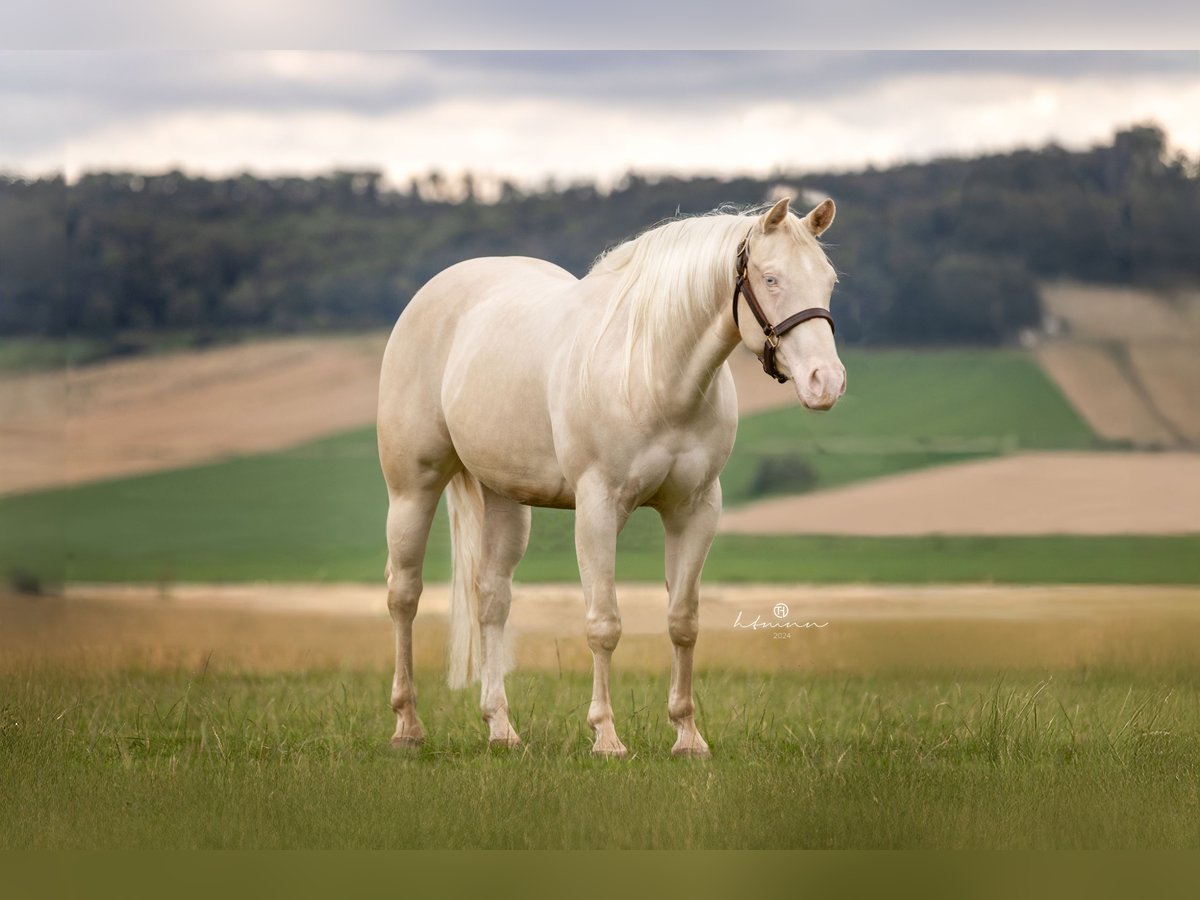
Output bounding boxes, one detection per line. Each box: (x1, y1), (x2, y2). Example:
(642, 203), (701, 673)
(446, 470), (485, 689)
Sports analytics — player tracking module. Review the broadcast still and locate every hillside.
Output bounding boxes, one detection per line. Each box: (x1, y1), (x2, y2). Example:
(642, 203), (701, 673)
(0, 336), (805, 496)
(10, 345), (1186, 589)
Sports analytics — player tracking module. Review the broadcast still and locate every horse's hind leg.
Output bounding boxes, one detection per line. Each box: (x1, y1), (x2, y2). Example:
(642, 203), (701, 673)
(476, 487), (532, 747)
(385, 484), (444, 749)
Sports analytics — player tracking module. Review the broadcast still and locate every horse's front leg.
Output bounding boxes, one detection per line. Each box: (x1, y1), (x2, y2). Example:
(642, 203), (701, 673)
(575, 478), (631, 757)
(659, 481), (721, 757)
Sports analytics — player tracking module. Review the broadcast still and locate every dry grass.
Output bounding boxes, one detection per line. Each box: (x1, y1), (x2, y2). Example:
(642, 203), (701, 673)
(7, 583), (1200, 677)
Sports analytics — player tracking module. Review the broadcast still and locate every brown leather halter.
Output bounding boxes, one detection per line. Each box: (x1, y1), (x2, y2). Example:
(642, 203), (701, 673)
(732, 229), (836, 384)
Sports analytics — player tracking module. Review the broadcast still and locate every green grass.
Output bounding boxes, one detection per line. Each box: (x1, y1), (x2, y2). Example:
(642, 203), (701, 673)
(722, 348), (1099, 502)
(3, 451), (1197, 584)
(6, 347), (1187, 587)
(3, 666), (1199, 849)
(0, 336), (118, 372)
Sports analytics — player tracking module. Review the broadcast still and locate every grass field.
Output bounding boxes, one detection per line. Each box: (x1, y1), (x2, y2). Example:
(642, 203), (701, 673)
(5, 347), (1195, 587)
(5, 579), (1200, 850)
(4, 664), (1198, 849)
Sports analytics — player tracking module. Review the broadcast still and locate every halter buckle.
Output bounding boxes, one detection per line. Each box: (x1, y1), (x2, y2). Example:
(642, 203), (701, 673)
(763, 326), (780, 349)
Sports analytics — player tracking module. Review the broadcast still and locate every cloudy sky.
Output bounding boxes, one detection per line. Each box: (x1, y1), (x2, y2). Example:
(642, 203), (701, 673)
(2, 50), (1199, 189)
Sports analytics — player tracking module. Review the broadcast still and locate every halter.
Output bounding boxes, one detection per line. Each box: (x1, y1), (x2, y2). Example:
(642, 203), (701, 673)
(732, 229), (836, 384)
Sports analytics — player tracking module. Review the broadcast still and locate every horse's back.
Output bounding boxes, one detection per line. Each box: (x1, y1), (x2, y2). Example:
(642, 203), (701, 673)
(419, 255), (574, 308)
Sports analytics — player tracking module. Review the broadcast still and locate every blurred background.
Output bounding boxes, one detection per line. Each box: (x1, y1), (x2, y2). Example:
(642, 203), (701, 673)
(1, 50), (1198, 658)
(5, 47), (1200, 850)
(7, 35), (1200, 854)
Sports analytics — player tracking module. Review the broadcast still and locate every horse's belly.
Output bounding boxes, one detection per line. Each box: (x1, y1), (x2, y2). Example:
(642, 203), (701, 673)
(445, 382), (575, 508)
(463, 445), (575, 509)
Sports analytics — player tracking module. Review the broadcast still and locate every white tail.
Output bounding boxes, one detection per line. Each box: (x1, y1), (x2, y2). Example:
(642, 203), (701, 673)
(446, 470), (485, 689)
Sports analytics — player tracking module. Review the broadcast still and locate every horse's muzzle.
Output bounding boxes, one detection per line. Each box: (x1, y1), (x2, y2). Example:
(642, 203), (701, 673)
(797, 364), (847, 411)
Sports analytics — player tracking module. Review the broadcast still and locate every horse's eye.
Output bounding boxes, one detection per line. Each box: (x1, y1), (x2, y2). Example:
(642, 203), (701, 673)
(764, 275), (777, 287)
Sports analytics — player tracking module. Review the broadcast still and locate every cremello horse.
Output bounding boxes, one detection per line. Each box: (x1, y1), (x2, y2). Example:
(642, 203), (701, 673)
(377, 197), (845, 757)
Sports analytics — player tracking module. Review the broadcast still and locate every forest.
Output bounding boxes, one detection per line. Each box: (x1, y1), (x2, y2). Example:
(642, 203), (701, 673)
(1, 125), (1197, 350)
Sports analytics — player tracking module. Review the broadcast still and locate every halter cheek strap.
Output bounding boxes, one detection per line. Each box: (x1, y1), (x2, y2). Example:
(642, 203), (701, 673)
(732, 230), (835, 384)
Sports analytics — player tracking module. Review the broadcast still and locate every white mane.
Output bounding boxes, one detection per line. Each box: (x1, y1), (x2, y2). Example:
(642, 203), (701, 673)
(581, 207), (811, 402)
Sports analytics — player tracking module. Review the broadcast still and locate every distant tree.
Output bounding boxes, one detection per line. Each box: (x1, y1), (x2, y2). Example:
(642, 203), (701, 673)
(891, 254), (1041, 344)
(1, 127), (1197, 353)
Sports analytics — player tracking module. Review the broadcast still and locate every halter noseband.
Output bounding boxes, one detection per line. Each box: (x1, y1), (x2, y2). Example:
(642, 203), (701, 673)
(732, 229), (836, 384)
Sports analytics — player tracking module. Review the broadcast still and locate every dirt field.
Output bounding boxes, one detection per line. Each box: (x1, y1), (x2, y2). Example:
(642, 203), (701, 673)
(1035, 281), (1200, 448)
(0, 334), (392, 495)
(1034, 343), (1179, 446)
(1128, 342), (1200, 446)
(1040, 281), (1200, 342)
(720, 451), (1200, 536)
(0, 337), (792, 496)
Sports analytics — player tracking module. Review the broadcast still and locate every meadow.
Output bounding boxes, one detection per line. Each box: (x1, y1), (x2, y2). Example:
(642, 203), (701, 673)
(7, 348), (1197, 587)
(4, 585), (1200, 850)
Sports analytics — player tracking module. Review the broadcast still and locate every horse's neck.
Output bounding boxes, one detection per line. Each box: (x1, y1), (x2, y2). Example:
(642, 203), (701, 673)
(646, 284), (741, 419)
(674, 314), (739, 400)
(584, 224), (746, 419)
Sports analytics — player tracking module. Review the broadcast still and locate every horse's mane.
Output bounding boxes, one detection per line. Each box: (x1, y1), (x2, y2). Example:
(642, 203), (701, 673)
(580, 205), (812, 404)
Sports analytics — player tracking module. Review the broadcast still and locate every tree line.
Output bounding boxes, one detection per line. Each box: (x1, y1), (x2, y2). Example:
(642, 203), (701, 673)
(1, 125), (1197, 351)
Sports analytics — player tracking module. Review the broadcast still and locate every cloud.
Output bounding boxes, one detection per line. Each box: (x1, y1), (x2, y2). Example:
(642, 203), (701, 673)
(4, 51), (1198, 118)
(5, 2), (1200, 50)
(2, 51), (1198, 184)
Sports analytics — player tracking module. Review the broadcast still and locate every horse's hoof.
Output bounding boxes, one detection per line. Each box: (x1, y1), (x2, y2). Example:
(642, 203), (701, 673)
(671, 744), (711, 759)
(488, 736), (523, 751)
(390, 735), (423, 752)
(592, 745), (629, 759)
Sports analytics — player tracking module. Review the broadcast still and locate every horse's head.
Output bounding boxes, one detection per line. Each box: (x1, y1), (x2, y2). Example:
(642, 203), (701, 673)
(734, 197), (846, 411)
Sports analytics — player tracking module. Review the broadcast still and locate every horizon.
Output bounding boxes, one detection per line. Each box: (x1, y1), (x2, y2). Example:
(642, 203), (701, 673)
(3, 121), (1188, 200)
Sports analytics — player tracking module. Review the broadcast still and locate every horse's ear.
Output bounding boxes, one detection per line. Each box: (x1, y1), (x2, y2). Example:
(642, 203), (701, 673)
(759, 197), (791, 233)
(803, 198), (836, 236)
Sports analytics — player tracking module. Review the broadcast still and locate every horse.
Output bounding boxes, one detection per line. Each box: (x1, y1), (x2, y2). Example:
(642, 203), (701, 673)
(376, 196), (845, 757)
